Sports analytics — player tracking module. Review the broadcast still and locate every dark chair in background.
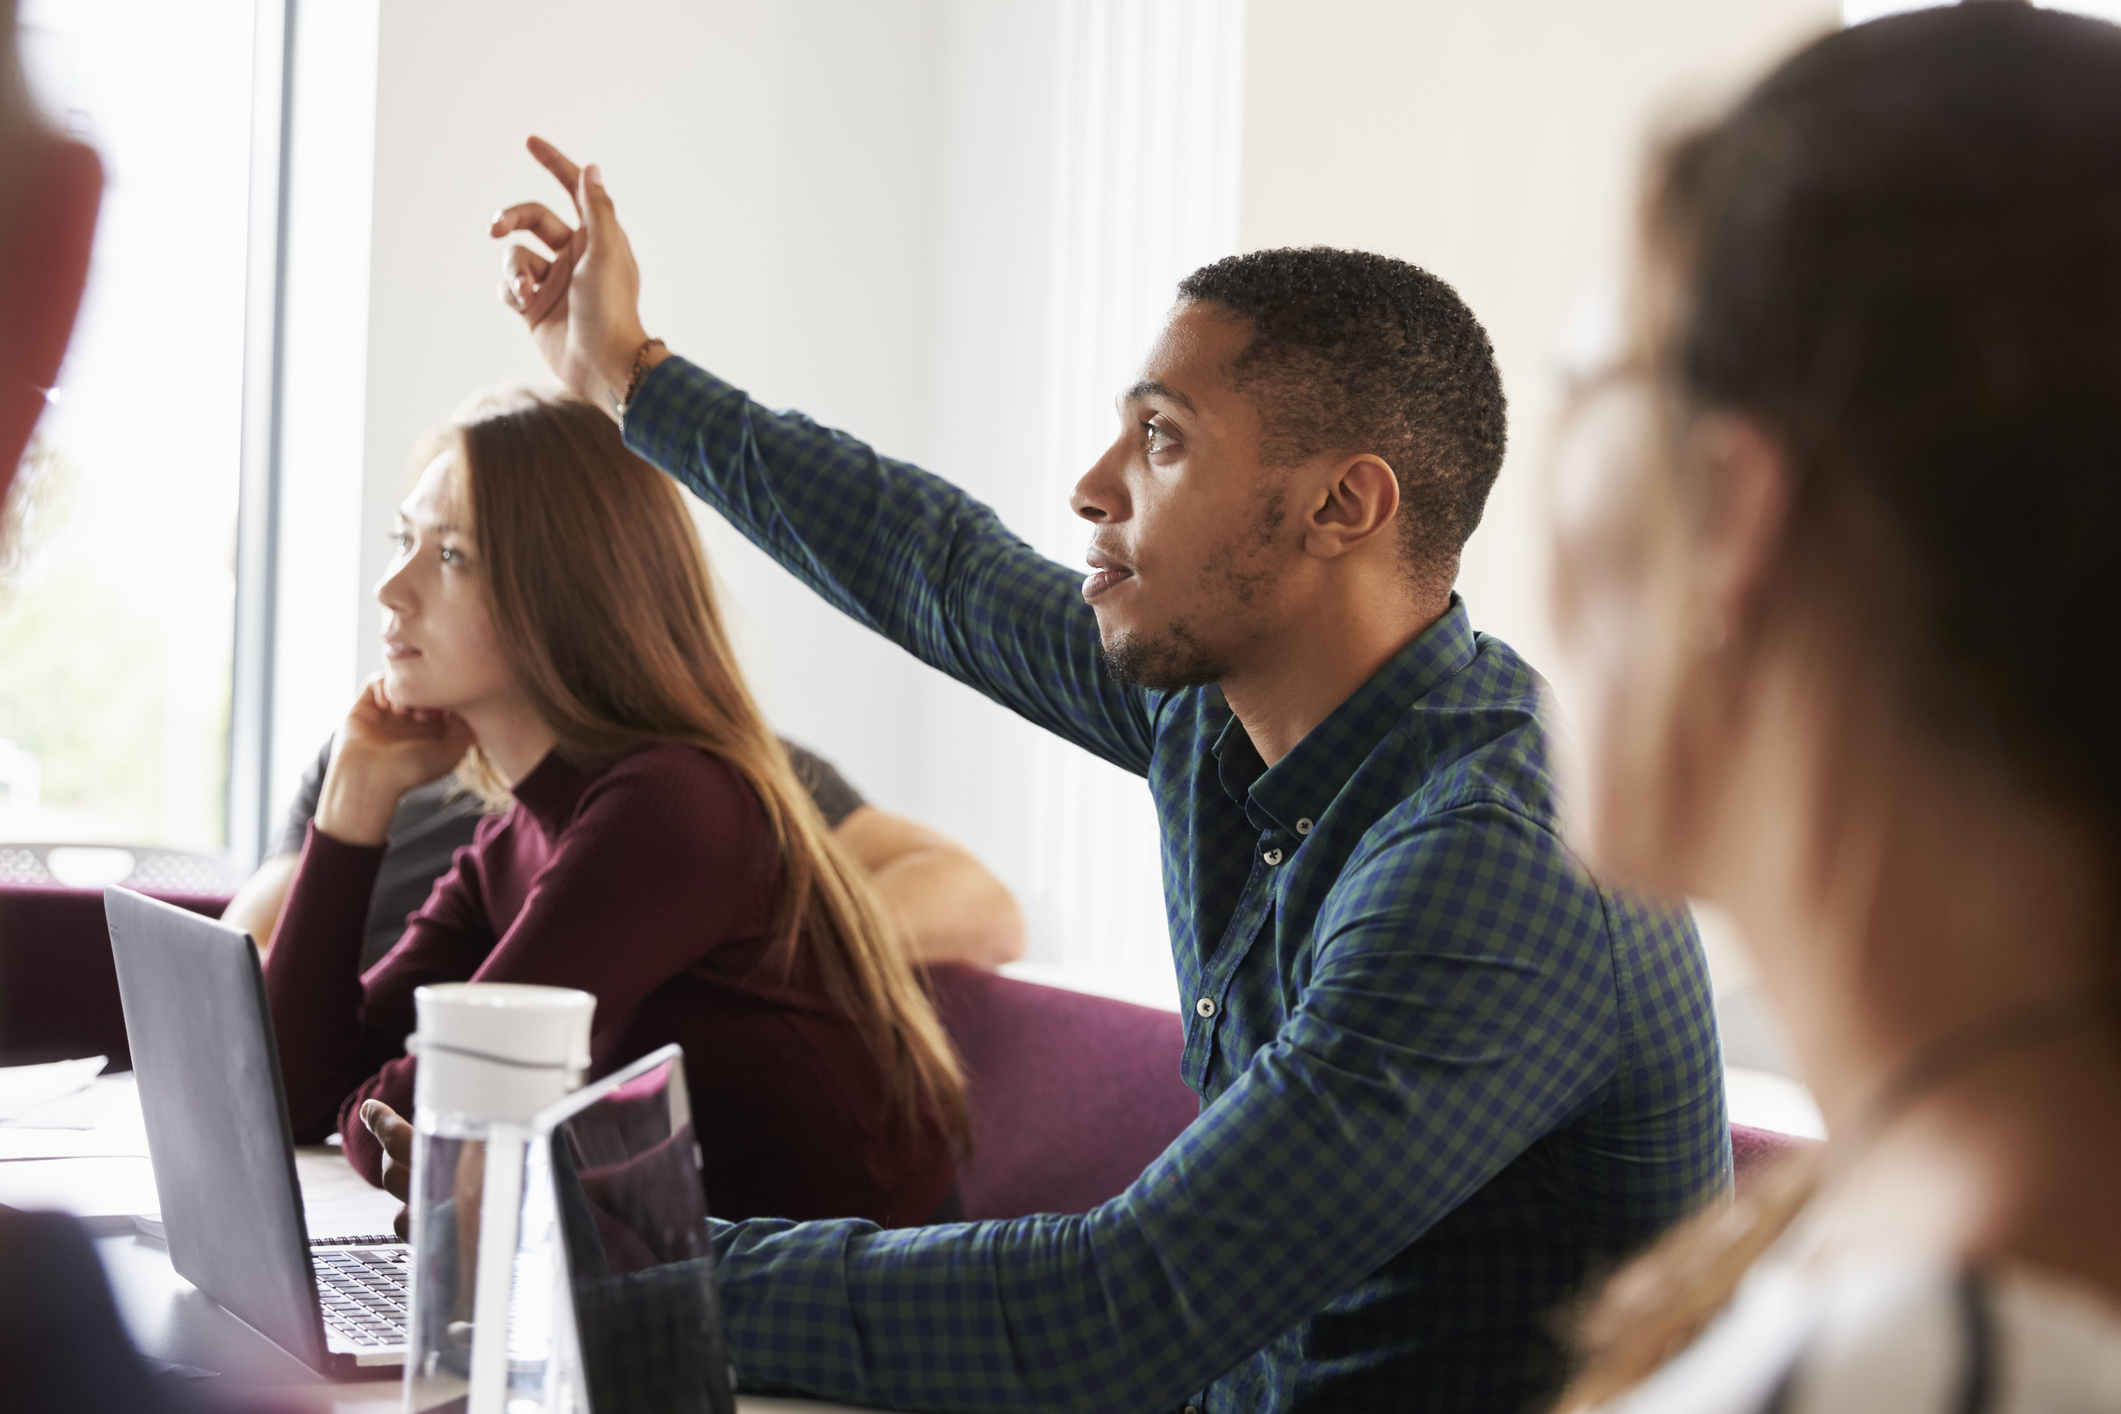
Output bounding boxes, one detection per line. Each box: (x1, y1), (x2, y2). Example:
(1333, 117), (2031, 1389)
(0, 884), (226, 1069)
(1, 842), (240, 894)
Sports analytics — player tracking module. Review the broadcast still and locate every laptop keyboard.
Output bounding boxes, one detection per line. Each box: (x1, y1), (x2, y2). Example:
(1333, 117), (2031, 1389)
(313, 1241), (411, 1348)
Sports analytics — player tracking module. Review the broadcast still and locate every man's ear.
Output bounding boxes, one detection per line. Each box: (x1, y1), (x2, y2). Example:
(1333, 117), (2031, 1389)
(1303, 453), (1401, 561)
(0, 135), (103, 503)
(1694, 414), (1791, 634)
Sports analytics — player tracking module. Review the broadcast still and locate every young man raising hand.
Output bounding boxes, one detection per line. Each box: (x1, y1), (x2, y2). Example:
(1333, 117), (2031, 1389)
(403, 139), (1727, 1414)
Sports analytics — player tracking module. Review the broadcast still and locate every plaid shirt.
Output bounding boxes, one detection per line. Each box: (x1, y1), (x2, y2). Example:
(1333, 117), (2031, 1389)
(623, 356), (1728, 1414)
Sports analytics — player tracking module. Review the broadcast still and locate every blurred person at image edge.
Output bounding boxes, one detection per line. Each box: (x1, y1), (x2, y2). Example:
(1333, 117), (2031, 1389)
(0, 3), (175, 1413)
(1549, 5), (2121, 1411)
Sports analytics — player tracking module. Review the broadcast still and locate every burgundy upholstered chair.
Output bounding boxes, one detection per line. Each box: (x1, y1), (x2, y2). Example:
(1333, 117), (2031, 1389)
(0, 885), (226, 1069)
(924, 963), (1200, 1220)
(928, 966), (1824, 1216)
(1730, 1121), (1817, 1196)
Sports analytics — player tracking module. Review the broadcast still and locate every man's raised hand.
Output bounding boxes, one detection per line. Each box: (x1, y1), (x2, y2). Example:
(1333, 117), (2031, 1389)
(491, 136), (653, 419)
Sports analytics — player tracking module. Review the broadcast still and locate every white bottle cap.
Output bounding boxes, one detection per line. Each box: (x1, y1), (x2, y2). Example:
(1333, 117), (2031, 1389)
(411, 982), (596, 1124)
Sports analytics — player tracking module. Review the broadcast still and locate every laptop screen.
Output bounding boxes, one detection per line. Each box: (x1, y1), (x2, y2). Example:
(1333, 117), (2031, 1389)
(103, 886), (327, 1372)
(544, 1049), (730, 1414)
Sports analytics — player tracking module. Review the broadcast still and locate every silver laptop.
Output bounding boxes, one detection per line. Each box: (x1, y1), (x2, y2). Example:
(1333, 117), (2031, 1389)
(104, 886), (409, 1375)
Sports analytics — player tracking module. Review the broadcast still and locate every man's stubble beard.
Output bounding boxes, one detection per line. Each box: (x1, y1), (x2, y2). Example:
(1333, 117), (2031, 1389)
(1096, 618), (1229, 690)
(1095, 484), (1288, 691)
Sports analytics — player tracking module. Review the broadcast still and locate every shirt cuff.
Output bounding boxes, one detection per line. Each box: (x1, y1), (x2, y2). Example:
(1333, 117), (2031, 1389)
(620, 353), (732, 470)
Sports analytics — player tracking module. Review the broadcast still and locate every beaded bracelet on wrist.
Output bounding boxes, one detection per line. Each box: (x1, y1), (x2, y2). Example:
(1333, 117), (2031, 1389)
(615, 337), (666, 423)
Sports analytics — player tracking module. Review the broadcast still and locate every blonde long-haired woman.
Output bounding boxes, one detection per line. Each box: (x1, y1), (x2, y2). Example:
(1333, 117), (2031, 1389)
(1548, 6), (2121, 1410)
(263, 391), (967, 1227)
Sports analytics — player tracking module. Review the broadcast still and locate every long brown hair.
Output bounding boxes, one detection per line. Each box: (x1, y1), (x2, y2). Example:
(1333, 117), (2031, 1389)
(442, 390), (968, 1148)
(1561, 5), (2121, 1405)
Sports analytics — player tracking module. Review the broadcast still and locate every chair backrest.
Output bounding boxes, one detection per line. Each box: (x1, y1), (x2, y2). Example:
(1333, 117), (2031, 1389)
(927, 970), (1826, 1218)
(924, 964), (1200, 1220)
(0, 842), (241, 894)
(0, 884), (229, 1068)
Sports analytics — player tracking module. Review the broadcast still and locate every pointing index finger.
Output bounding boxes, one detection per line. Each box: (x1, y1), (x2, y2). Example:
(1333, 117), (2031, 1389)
(526, 135), (583, 207)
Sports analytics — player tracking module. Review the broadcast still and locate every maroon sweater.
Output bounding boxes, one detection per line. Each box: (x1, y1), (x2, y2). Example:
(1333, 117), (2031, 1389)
(262, 741), (953, 1228)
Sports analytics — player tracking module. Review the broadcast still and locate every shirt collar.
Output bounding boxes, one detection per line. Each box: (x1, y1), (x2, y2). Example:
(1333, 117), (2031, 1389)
(506, 748), (592, 832)
(1210, 595), (1478, 834)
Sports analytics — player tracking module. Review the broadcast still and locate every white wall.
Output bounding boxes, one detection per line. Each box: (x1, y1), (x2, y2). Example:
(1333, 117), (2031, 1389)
(356, 0), (947, 797)
(275, 0), (1079, 945)
(1238, 0), (1839, 1000)
(1239, 0), (1839, 687)
(271, 0), (1845, 998)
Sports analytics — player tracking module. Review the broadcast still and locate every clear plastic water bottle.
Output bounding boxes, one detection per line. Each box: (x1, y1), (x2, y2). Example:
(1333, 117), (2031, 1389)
(403, 982), (595, 1414)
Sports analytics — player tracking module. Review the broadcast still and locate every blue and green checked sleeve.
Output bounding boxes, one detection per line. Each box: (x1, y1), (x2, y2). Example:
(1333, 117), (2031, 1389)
(624, 356), (1155, 775)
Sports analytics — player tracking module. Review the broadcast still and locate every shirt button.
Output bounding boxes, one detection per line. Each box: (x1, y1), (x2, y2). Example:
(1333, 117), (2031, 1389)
(1195, 997), (1217, 1019)
(1262, 847), (1283, 865)
(1295, 817), (1313, 835)
(1185, 1406), (1204, 1414)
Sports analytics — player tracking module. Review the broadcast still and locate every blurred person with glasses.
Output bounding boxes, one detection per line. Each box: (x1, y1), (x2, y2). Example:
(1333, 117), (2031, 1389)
(1547, 6), (2121, 1411)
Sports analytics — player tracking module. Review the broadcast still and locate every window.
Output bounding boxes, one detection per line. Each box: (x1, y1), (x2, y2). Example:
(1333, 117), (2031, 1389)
(2, 0), (259, 854)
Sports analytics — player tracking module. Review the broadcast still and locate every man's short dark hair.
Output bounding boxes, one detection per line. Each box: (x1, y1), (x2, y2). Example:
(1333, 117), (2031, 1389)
(1176, 247), (1507, 576)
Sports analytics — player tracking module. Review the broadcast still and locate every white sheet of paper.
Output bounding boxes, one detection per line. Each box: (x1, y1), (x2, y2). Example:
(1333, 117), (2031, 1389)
(0, 1056), (108, 1121)
(0, 1076), (149, 1159)
(0, 1155), (159, 1219)
(295, 1146), (404, 1239)
(1, 1072), (129, 1130)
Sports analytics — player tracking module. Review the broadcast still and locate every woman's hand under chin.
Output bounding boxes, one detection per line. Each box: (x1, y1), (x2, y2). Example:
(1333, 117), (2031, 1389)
(313, 675), (477, 847)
